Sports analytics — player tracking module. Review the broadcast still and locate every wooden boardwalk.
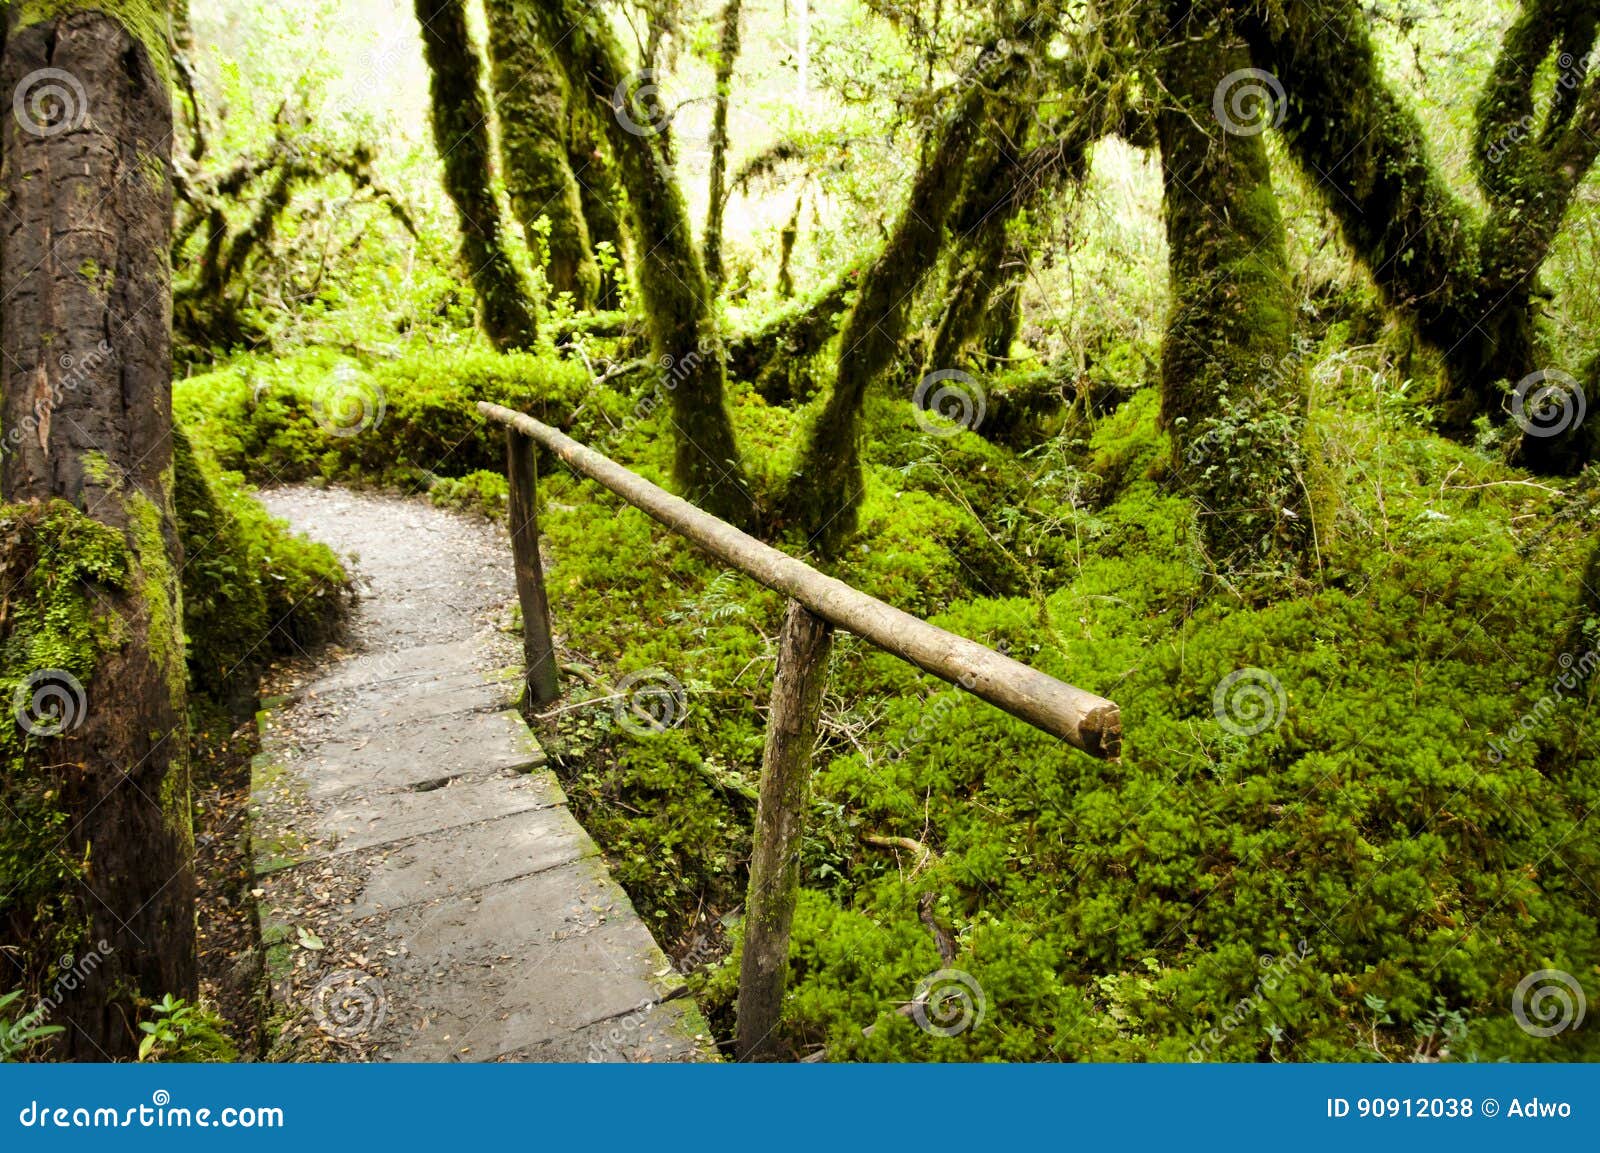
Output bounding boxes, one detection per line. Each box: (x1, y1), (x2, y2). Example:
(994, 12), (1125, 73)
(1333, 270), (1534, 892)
(248, 487), (713, 1062)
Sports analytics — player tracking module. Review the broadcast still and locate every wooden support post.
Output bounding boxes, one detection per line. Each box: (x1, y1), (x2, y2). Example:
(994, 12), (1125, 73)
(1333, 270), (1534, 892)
(506, 426), (560, 706)
(737, 600), (834, 1061)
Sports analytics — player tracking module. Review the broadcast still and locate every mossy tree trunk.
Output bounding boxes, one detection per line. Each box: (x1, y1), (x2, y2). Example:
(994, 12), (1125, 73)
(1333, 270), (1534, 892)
(923, 84), (1098, 377)
(780, 71), (1010, 550)
(783, 39), (1110, 551)
(1155, 4), (1308, 574)
(566, 105), (629, 310)
(482, 0), (600, 309)
(0, 3), (196, 1056)
(702, 0), (742, 292)
(528, 0), (756, 527)
(416, 0), (539, 350)
(1243, 0), (1600, 472)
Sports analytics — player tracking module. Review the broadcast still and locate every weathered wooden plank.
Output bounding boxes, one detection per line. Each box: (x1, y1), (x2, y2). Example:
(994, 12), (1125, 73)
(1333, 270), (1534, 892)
(506, 425), (560, 706)
(736, 601), (834, 1061)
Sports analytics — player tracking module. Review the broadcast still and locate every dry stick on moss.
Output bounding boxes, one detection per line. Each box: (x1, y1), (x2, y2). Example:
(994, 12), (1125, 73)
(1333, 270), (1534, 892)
(527, 0), (755, 527)
(483, 0), (601, 309)
(863, 833), (937, 877)
(416, 0), (539, 350)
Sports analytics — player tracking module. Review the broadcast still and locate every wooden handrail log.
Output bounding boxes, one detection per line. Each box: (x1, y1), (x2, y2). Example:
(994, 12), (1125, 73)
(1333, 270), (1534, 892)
(477, 402), (1121, 758)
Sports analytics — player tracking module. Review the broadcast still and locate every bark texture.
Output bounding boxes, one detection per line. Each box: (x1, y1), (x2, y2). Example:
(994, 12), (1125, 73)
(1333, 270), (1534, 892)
(566, 105), (629, 310)
(416, 0), (539, 350)
(781, 65), (1012, 549)
(736, 601), (833, 1061)
(702, 0), (742, 291)
(0, 6), (195, 1057)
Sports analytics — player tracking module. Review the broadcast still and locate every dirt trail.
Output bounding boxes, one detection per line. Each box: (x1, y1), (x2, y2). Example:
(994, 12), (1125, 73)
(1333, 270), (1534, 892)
(249, 486), (712, 1062)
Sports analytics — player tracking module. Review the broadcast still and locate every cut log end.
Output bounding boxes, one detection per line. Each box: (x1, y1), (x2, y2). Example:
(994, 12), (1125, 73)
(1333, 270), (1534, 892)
(1080, 704), (1123, 761)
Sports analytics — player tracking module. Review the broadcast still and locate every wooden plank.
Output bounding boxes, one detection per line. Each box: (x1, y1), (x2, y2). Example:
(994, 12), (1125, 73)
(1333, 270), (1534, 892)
(505, 425), (560, 706)
(736, 601), (834, 1060)
(478, 402), (1120, 757)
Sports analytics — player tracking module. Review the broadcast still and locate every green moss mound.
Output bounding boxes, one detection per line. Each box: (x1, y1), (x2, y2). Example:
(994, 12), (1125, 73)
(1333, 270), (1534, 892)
(173, 430), (349, 697)
(175, 346), (617, 488)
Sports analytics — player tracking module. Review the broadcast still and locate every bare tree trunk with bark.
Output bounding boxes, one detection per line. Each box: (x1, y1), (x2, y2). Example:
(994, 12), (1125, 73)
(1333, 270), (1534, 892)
(1, 3), (195, 1057)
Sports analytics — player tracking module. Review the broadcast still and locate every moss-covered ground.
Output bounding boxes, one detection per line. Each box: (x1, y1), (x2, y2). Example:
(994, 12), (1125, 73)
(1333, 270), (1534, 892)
(141, 330), (1600, 1062)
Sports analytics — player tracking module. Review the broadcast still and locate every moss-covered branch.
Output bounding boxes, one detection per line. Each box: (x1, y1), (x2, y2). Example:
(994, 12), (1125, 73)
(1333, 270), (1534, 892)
(1243, 0), (1600, 470)
(702, 0), (743, 291)
(778, 43), (1033, 549)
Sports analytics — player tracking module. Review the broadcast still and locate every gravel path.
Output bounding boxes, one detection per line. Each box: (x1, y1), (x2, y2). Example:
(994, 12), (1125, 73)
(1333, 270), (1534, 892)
(248, 486), (712, 1062)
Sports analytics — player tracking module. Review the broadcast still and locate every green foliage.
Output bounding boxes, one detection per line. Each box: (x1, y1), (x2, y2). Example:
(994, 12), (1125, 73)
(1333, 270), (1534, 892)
(0, 989), (64, 1062)
(0, 502), (134, 986)
(517, 362), (1600, 1061)
(111, 0), (1600, 1067)
(137, 994), (238, 1063)
(428, 469), (510, 519)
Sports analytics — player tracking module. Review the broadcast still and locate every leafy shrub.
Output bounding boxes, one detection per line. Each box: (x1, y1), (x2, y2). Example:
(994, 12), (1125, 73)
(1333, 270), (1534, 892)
(137, 995), (238, 1063)
(176, 346), (623, 489)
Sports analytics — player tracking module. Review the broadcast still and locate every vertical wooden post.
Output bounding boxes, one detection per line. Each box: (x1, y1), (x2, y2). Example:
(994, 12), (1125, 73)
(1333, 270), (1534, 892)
(506, 426), (560, 705)
(736, 599), (834, 1061)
